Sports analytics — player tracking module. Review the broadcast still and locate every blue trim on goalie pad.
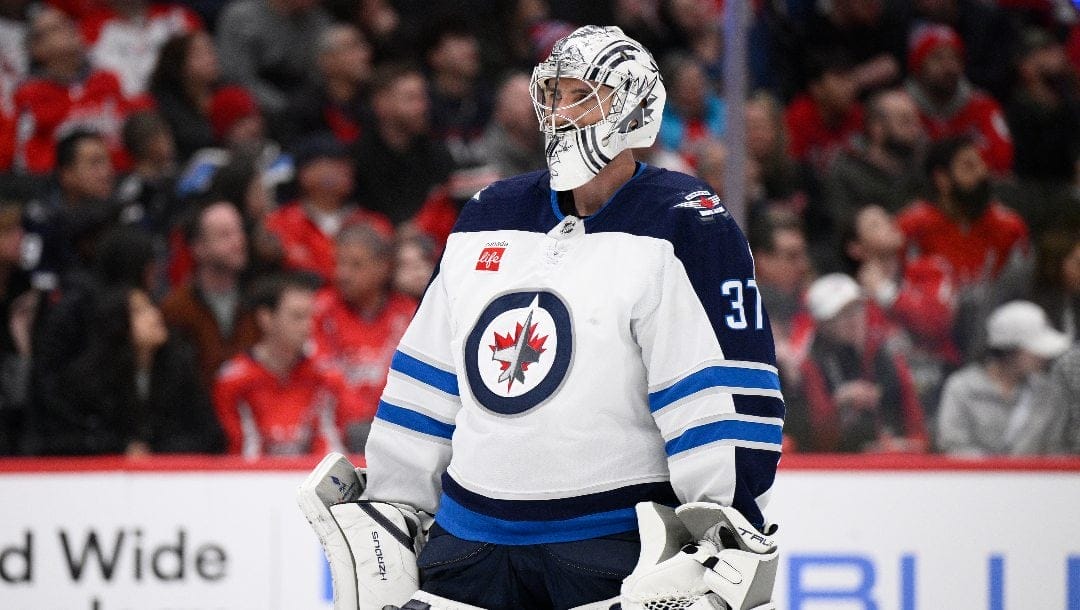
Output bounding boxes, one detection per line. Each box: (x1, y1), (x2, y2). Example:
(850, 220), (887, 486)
(375, 400), (455, 439)
(665, 419), (783, 456)
(649, 365), (781, 413)
(391, 350), (459, 396)
(435, 476), (677, 545)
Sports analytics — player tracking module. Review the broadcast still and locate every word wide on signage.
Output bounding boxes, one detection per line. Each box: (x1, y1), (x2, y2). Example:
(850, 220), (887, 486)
(0, 461), (1078, 609)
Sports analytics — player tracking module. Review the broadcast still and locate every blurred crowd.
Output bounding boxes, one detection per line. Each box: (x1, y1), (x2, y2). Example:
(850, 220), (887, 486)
(0, 0), (1078, 459)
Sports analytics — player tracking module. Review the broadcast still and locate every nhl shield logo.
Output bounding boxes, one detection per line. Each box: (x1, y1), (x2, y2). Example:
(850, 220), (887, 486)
(464, 291), (574, 415)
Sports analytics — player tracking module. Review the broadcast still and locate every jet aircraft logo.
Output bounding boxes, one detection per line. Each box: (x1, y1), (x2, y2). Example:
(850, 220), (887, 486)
(489, 307), (549, 391)
(673, 190), (729, 219)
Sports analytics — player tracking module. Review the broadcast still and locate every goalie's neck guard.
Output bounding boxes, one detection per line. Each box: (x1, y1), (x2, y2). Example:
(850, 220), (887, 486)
(530, 25), (666, 192)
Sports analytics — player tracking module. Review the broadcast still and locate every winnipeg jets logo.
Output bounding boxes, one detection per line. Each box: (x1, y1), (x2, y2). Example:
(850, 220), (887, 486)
(490, 306), (549, 391)
(465, 291), (574, 415)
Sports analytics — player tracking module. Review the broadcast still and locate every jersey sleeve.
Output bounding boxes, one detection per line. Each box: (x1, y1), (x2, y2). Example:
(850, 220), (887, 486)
(362, 268), (461, 514)
(637, 205), (784, 531)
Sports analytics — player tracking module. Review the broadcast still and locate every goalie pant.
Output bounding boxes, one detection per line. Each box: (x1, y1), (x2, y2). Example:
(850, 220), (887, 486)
(412, 523), (639, 609)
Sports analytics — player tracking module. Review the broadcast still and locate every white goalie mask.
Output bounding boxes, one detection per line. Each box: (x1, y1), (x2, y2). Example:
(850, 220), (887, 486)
(530, 25), (666, 191)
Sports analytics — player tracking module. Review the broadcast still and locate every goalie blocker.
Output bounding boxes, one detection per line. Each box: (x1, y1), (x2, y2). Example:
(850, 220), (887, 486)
(299, 454), (778, 610)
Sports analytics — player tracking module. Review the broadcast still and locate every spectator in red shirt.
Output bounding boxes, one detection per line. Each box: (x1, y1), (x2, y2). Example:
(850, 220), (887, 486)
(784, 48), (864, 177)
(898, 135), (1031, 358)
(312, 221), (416, 452)
(6, 6), (139, 173)
(898, 135), (1029, 287)
(904, 23), (1014, 175)
(792, 273), (929, 453)
(265, 134), (392, 282)
(843, 204), (960, 412)
(213, 272), (345, 457)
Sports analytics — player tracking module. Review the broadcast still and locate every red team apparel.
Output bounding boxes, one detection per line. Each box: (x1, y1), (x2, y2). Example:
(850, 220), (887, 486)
(264, 204), (394, 282)
(213, 352), (346, 457)
(784, 93), (864, 173)
(897, 201), (1029, 286)
(312, 289), (417, 426)
(906, 24), (1014, 175)
(885, 254), (961, 365)
(7, 70), (138, 173)
(914, 90), (1014, 175)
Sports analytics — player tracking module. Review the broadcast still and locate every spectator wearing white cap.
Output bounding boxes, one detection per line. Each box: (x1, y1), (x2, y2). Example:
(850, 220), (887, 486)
(937, 300), (1070, 456)
(789, 273), (929, 453)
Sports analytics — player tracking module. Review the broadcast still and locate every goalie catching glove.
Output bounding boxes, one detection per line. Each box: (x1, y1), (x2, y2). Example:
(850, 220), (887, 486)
(297, 452), (430, 610)
(620, 502), (779, 610)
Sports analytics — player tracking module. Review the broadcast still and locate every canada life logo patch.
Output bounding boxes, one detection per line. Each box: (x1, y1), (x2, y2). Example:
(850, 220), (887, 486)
(464, 291), (574, 415)
(476, 243), (507, 271)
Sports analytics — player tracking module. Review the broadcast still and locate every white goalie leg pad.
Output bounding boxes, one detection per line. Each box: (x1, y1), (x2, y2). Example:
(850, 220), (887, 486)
(675, 503), (779, 610)
(327, 500), (425, 610)
(297, 452), (368, 610)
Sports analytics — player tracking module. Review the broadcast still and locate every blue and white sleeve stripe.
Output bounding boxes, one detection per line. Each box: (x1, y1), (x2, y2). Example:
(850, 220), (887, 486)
(649, 360), (782, 413)
(649, 360), (784, 456)
(664, 414), (783, 455)
(375, 399), (455, 440)
(389, 349), (460, 397)
(376, 349), (460, 442)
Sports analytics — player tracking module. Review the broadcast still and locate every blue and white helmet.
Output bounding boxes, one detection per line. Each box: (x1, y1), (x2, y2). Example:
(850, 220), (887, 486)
(530, 25), (666, 191)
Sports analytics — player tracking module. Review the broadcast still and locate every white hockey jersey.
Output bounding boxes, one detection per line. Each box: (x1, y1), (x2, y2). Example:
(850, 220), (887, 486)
(364, 163), (784, 544)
